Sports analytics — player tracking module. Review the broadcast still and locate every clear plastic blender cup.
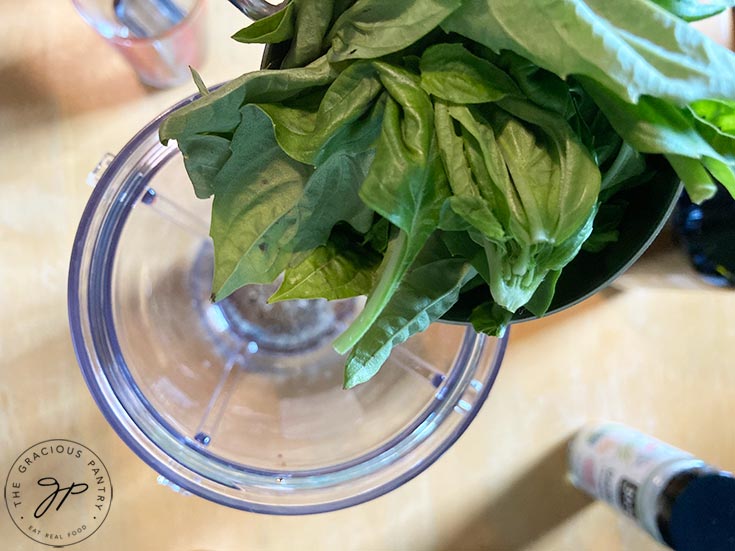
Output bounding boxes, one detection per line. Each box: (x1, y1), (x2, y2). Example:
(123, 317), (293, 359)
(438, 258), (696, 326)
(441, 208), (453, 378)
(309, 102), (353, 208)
(68, 91), (508, 513)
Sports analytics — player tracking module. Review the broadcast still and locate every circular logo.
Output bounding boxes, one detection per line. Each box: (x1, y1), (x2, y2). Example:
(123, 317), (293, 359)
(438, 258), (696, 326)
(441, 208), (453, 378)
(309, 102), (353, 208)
(4, 440), (112, 547)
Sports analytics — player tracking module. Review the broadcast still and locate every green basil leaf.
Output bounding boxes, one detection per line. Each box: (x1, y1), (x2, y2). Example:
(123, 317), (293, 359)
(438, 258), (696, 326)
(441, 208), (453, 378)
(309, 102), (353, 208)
(524, 269), (562, 317)
(648, 0), (733, 22)
(665, 154), (719, 202)
(690, 99), (735, 133)
(447, 196), (507, 240)
(495, 51), (575, 118)
(328, 0), (463, 61)
(442, 104), (515, 229)
(210, 105), (374, 300)
(177, 134), (232, 198)
(270, 226), (381, 302)
(600, 142), (647, 194)
(282, 0), (334, 68)
(441, 100), (599, 311)
(688, 101), (735, 164)
(159, 54), (337, 143)
(419, 43), (518, 104)
(580, 82), (724, 160)
(443, 0), (735, 104)
(441, 230), (492, 283)
(434, 101), (506, 239)
(362, 216), (393, 253)
(581, 77), (732, 201)
(333, 63), (450, 353)
(702, 156), (735, 197)
(438, 200), (472, 232)
(257, 61), (384, 164)
(478, 207), (596, 312)
(189, 67), (209, 96)
(344, 236), (475, 388)
(495, 97), (602, 244)
(160, 57), (339, 208)
(564, 82), (624, 166)
(231, 1), (296, 44)
(469, 302), (512, 337)
(582, 201), (627, 252)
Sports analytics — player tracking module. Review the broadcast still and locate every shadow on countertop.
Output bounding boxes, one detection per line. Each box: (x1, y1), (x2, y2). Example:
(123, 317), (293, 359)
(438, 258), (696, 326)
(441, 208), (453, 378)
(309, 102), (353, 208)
(440, 436), (594, 551)
(0, 42), (146, 129)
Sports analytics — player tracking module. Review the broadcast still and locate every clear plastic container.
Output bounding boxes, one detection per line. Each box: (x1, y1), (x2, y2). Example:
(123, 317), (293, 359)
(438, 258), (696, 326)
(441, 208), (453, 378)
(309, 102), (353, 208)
(68, 93), (508, 513)
(72, 0), (207, 88)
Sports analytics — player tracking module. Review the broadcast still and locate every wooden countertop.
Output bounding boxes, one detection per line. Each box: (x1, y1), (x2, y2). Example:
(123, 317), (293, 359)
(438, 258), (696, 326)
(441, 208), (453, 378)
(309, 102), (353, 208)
(1, 3), (733, 550)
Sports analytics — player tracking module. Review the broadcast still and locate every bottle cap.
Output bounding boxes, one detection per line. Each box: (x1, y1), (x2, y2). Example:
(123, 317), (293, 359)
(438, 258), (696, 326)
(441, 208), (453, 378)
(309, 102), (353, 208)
(669, 473), (735, 551)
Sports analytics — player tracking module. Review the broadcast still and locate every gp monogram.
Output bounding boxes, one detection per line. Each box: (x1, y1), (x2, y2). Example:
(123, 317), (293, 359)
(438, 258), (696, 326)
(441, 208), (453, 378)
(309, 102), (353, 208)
(4, 440), (112, 547)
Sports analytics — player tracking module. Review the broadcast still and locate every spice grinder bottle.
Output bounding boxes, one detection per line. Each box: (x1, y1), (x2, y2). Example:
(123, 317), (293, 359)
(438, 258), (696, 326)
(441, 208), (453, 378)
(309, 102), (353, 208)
(569, 422), (735, 551)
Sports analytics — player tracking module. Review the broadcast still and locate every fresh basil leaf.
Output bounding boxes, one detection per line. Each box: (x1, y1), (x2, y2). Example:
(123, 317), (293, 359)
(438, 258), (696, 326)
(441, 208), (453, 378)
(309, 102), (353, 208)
(566, 80), (623, 165)
(446, 196), (508, 240)
(270, 226), (381, 302)
(441, 230), (492, 282)
(210, 105), (374, 300)
(434, 101), (506, 239)
(159, 54), (337, 143)
(253, 92), (322, 163)
(328, 0), (463, 62)
(344, 236), (475, 388)
(688, 102), (735, 164)
(480, 206), (596, 312)
(665, 153), (719, 203)
(495, 51), (575, 118)
(495, 97), (602, 244)
(257, 61), (384, 164)
(177, 134), (232, 198)
(600, 143), (647, 194)
(443, 101), (600, 311)
(582, 230), (620, 253)
(419, 43), (519, 104)
(189, 67), (209, 96)
(210, 106), (309, 297)
(231, 1), (296, 44)
(438, 200), (472, 231)
(282, 0), (334, 68)
(362, 216), (393, 253)
(690, 99), (735, 133)
(524, 269), (562, 317)
(443, 0), (735, 104)
(333, 63), (450, 353)
(702, 156), (735, 197)
(648, 0), (733, 22)
(160, 57), (339, 208)
(357, 63), (448, 251)
(442, 105), (514, 229)
(334, 0), (359, 19)
(469, 302), (512, 337)
(581, 77), (733, 201)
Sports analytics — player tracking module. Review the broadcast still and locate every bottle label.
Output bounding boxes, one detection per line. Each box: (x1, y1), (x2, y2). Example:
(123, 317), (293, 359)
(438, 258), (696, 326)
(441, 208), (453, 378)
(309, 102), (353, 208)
(568, 423), (692, 523)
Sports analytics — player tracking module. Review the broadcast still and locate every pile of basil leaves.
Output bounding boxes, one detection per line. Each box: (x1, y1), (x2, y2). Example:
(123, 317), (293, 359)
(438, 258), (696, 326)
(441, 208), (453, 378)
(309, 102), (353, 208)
(160, 0), (735, 387)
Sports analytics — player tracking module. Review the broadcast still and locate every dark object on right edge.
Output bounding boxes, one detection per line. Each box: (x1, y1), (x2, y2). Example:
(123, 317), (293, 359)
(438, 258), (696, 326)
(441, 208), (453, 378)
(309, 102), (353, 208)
(674, 182), (735, 287)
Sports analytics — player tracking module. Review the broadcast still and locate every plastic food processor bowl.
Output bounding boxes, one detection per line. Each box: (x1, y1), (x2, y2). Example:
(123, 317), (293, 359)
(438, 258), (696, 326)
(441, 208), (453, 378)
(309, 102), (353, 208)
(68, 93), (508, 514)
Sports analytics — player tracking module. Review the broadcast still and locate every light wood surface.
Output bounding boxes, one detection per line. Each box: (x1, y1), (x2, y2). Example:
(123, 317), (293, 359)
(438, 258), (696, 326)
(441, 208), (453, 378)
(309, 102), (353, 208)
(1, 3), (734, 550)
